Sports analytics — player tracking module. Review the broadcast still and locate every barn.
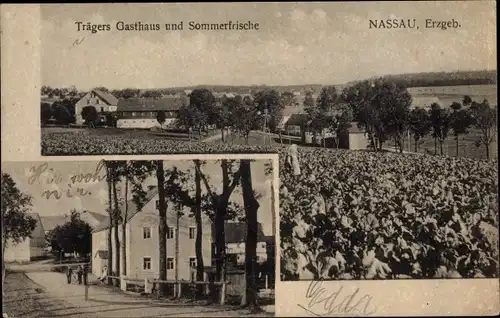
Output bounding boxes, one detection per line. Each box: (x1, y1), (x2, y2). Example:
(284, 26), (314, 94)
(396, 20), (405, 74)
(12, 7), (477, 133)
(116, 96), (189, 129)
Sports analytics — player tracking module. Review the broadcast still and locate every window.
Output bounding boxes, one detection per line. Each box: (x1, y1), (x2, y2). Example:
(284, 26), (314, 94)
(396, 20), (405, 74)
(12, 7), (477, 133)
(189, 257), (196, 268)
(189, 227), (196, 239)
(101, 107), (104, 112)
(167, 227), (174, 239)
(167, 257), (174, 270)
(260, 243), (266, 249)
(143, 227), (151, 239)
(156, 200), (159, 210)
(143, 257), (151, 270)
(96, 99), (100, 104)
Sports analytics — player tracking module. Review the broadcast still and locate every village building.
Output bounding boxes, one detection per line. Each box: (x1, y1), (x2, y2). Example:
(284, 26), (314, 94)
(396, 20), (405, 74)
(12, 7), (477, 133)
(40, 210), (108, 236)
(74, 89), (119, 125)
(91, 186), (212, 281)
(217, 222), (269, 266)
(115, 96), (188, 129)
(4, 213), (46, 262)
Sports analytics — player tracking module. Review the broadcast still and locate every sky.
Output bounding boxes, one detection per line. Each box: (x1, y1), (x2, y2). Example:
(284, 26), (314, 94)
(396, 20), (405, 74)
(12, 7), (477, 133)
(2, 159), (275, 235)
(41, 2), (496, 91)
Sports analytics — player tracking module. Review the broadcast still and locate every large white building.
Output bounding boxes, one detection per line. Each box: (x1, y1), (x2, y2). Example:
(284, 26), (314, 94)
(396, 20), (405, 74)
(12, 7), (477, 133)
(91, 186), (212, 281)
(74, 89), (119, 125)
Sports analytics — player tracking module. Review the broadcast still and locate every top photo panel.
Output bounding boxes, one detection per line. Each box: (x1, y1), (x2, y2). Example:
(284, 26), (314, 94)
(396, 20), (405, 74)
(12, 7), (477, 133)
(40, 3), (497, 156)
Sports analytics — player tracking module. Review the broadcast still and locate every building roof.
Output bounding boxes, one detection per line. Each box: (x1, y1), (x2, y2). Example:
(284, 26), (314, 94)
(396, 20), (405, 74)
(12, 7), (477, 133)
(211, 221), (266, 244)
(92, 186), (159, 233)
(117, 96), (189, 112)
(285, 114), (309, 126)
(93, 90), (119, 106)
(40, 210), (108, 233)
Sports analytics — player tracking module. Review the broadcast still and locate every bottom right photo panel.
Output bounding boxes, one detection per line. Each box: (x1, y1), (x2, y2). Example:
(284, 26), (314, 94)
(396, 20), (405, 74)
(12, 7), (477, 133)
(276, 144), (498, 316)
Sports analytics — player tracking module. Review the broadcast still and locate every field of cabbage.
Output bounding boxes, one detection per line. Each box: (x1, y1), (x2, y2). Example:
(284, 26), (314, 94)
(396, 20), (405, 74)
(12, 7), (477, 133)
(279, 147), (498, 280)
(41, 130), (276, 155)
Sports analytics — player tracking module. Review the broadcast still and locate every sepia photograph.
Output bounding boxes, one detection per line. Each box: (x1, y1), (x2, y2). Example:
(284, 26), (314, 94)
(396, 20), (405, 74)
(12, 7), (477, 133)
(2, 158), (276, 317)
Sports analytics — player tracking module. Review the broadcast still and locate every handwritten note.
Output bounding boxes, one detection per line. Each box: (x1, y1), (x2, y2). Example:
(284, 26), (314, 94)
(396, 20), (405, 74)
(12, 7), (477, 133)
(27, 160), (106, 200)
(297, 281), (377, 317)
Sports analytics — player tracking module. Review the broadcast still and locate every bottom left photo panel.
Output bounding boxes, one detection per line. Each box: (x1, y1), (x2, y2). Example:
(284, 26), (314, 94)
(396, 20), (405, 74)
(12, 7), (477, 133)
(2, 158), (276, 317)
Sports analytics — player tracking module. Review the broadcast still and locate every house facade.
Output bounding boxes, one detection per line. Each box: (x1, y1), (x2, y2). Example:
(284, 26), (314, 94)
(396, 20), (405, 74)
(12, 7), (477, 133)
(116, 96), (189, 129)
(4, 213), (46, 262)
(91, 187), (212, 281)
(74, 89), (119, 125)
(216, 222), (269, 266)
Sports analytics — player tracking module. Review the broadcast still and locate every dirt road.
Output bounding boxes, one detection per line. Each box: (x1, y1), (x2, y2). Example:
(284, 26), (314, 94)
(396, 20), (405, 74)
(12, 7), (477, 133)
(9, 271), (272, 317)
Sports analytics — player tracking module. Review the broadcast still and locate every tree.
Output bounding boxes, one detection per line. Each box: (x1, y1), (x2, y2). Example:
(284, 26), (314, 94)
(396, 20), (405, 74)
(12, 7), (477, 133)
(469, 99), (497, 160)
(105, 162), (114, 285)
(81, 106), (98, 128)
(156, 160), (169, 296)
(157, 110), (166, 129)
(41, 102), (53, 125)
(41, 85), (53, 96)
(231, 96), (261, 144)
(449, 104), (474, 157)
(253, 89), (284, 132)
(51, 101), (75, 125)
(193, 160), (205, 296)
(328, 107), (353, 149)
(409, 108), (432, 152)
(47, 210), (92, 257)
(376, 82), (412, 153)
(196, 160), (242, 286)
(190, 88), (215, 134)
(121, 88), (140, 99)
(210, 98), (233, 143)
(429, 103), (451, 155)
(239, 160), (260, 310)
(1, 173), (37, 285)
(342, 80), (390, 151)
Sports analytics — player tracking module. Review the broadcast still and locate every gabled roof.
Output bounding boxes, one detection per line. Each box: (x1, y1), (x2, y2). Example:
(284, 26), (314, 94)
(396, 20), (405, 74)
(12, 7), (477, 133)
(285, 113), (309, 126)
(93, 90), (119, 106)
(92, 186), (159, 233)
(117, 96), (189, 112)
(211, 221), (266, 244)
(41, 211), (108, 233)
(40, 215), (68, 232)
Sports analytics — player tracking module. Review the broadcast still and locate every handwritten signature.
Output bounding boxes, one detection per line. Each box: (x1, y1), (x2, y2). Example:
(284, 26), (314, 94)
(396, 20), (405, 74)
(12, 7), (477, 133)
(298, 281), (377, 316)
(27, 160), (106, 200)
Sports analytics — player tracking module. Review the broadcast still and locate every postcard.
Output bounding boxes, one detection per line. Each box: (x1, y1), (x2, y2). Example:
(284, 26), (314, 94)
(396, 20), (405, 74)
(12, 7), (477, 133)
(1, 2), (498, 317)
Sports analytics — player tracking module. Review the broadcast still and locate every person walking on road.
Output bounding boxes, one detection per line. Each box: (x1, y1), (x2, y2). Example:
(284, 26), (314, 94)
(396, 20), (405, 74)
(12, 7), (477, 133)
(83, 264), (88, 285)
(77, 265), (83, 285)
(66, 266), (73, 284)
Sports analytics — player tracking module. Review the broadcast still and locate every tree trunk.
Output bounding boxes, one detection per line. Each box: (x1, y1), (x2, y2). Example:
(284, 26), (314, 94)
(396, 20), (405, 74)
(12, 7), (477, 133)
(198, 128), (202, 140)
(240, 160), (259, 310)
(456, 136), (459, 157)
(221, 128), (225, 143)
(194, 162), (205, 297)
(439, 140), (444, 155)
(106, 166), (113, 286)
(121, 176), (128, 276)
(112, 179), (120, 286)
(156, 161), (168, 297)
(434, 138), (437, 155)
(2, 237), (7, 294)
(175, 204), (180, 298)
(245, 134), (249, 145)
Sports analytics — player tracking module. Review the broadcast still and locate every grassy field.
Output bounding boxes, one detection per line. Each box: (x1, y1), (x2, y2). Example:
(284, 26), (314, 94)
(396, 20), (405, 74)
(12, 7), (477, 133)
(408, 84), (497, 107)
